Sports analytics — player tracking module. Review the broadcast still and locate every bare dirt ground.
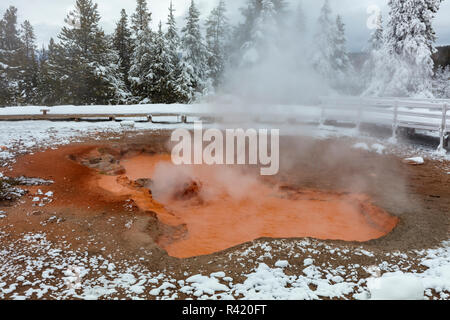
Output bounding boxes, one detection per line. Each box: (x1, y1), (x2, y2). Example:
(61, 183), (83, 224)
(0, 130), (449, 299)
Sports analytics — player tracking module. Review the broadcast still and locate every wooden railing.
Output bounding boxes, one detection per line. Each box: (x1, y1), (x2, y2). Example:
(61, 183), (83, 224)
(319, 97), (449, 152)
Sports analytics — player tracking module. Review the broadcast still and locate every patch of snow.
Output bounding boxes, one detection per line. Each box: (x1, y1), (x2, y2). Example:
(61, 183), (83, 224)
(371, 143), (386, 154)
(404, 157), (425, 164)
(210, 272), (226, 278)
(185, 274), (229, 297)
(353, 142), (370, 151)
(303, 258), (314, 266)
(120, 121), (135, 128)
(274, 260), (289, 268)
(368, 272), (424, 300)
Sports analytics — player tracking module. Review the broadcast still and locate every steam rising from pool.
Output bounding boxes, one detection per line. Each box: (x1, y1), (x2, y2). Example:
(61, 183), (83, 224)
(93, 153), (398, 258)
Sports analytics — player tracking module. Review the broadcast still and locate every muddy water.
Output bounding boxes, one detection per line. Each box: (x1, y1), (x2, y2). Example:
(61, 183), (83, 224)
(95, 154), (398, 258)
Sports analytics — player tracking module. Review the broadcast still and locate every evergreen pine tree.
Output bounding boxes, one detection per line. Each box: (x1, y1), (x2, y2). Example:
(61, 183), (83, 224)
(312, 1), (355, 93)
(35, 44), (49, 104)
(49, 0), (128, 105)
(240, 0), (278, 66)
(0, 6), (22, 106)
(147, 22), (177, 103)
(0, 17), (9, 106)
(181, 0), (209, 100)
(233, 0), (259, 53)
(18, 20), (39, 105)
(113, 9), (133, 90)
(362, 12), (384, 94)
(331, 15), (355, 93)
(205, 0), (230, 88)
(377, 0), (442, 97)
(368, 12), (383, 51)
(313, 0), (334, 77)
(433, 65), (450, 98)
(131, 0), (152, 37)
(38, 38), (64, 105)
(165, 1), (190, 103)
(129, 0), (154, 103)
(295, 1), (306, 35)
(332, 16), (351, 74)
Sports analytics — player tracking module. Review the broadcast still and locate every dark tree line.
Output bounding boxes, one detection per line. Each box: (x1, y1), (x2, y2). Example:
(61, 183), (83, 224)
(1, 0), (447, 106)
(0, 0), (236, 106)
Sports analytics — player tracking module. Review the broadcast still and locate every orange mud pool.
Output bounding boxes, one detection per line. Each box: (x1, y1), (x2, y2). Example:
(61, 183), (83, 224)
(89, 152), (399, 258)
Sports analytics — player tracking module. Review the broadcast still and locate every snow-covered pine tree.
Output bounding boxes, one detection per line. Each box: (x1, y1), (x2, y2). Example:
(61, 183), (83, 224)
(271, 0), (287, 17)
(131, 0), (152, 37)
(113, 9), (133, 90)
(37, 38), (65, 105)
(332, 16), (351, 72)
(381, 0), (442, 97)
(129, 0), (154, 103)
(361, 12), (384, 95)
(295, 1), (306, 35)
(0, 15), (9, 106)
(233, 1), (258, 52)
(258, 0), (277, 34)
(49, 0), (128, 105)
(313, 0), (335, 78)
(166, 1), (179, 49)
(433, 65), (450, 98)
(96, 34), (132, 104)
(313, 1), (355, 93)
(368, 12), (384, 51)
(205, 0), (230, 88)
(181, 0), (209, 100)
(331, 15), (354, 92)
(241, 0), (278, 66)
(35, 44), (49, 105)
(147, 21), (176, 103)
(18, 20), (39, 105)
(165, 1), (190, 103)
(0, 6), (22, 106)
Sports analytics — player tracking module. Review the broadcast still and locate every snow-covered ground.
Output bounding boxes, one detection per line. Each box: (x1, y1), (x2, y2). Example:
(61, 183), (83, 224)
(0, 120), (188, 164)
(0, 231), (448, 300)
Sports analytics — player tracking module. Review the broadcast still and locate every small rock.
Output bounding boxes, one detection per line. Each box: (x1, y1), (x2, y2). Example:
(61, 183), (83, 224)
(113, 167), (126, 175)
(134, 178), (153, 188)
(89, 158), (102, 165)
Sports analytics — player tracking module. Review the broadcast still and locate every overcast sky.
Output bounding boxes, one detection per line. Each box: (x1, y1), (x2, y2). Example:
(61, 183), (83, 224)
(1, 0), (450, 52)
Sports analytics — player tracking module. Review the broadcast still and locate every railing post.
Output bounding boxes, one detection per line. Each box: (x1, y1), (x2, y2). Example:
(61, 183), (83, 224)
(356, 97), (363, 131)
(319, 99), (326, 126)
(392, 100), (399, 141)
(438, 103), (448, 152)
